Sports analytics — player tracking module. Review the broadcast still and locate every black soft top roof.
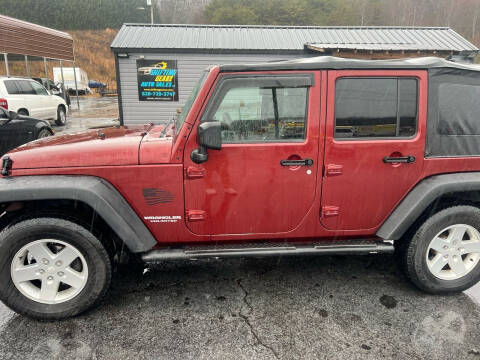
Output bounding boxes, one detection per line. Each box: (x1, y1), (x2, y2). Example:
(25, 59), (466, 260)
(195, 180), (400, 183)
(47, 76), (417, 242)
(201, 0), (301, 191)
(219, 56), (480, 72)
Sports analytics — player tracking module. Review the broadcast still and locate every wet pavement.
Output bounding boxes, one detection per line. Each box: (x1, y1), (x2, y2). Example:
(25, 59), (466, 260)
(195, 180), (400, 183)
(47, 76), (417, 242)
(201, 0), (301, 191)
(2, 96), (480, 359)
(1, 254), (480, 360)
(54, 96), (120, 135)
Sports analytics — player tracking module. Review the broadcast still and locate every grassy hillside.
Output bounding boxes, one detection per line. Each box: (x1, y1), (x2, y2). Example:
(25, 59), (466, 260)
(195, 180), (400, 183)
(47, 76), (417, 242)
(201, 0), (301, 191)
(0, 29), (118, 87)
(70, 28), (118, 85)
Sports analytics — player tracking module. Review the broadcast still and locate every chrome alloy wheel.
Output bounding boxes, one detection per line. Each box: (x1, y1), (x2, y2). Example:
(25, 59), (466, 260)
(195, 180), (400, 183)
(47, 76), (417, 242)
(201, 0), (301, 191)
(11, 239), (88, 304)
(426, 224), (480, 280)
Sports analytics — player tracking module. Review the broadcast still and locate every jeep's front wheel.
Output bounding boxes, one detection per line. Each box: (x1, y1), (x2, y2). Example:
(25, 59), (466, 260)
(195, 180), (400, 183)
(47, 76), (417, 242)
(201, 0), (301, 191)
(0, 217), (111, 319)
(400, 206), (480, 294)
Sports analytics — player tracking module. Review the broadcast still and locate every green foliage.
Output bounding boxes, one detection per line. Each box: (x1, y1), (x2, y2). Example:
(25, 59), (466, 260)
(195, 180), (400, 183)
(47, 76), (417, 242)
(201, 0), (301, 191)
(1, 0), (149, 30)
(2, 0), (480, 46)
(203, 0), (480, 44)
(205, 0), (343, 26)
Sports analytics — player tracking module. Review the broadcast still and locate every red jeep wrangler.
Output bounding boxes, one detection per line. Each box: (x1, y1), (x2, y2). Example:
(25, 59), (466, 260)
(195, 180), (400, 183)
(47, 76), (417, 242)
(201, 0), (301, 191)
(1, 56), (480, 319)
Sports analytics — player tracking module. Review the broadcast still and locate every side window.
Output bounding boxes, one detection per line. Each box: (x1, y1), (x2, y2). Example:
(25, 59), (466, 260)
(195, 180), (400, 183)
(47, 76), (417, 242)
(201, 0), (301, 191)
(202, 76), (311, 143)
(438, 83), (480, 135)
(30, 81), (48, 95)
(4, 80), (20, 95)
(16, 80), (36, 95)
(335, 77), (418, 139)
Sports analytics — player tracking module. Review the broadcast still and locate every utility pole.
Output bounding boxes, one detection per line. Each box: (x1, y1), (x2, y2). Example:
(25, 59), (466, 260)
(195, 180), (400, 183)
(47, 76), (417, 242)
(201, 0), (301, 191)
(360, 0), (366, 26)
(473, 1), (480, 40)
(147, 0), (154, 24)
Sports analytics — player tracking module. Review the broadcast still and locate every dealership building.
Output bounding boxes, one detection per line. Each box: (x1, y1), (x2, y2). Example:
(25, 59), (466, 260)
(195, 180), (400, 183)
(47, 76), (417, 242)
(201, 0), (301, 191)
(111, 24), (478, 125)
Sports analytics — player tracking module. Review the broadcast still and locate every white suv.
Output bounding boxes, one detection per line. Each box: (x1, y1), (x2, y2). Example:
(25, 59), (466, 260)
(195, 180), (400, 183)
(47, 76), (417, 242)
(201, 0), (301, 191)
(0, 77), (68, 126)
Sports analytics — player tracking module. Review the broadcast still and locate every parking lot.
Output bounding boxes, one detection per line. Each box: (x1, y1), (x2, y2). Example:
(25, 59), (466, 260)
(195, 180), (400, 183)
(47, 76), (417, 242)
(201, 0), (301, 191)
(1, 96), (480, 360)
(1, 254), (480, 360)
(55, 96), (120, 134)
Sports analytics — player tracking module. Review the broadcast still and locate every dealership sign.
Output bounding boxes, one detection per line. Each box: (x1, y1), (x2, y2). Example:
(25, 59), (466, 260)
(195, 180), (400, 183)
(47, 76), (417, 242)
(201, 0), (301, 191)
(137, 59), (179, 101)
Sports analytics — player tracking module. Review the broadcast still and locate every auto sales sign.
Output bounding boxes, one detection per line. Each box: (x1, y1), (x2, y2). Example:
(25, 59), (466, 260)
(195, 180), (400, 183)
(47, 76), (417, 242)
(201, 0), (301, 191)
(137, 59), (179, 101)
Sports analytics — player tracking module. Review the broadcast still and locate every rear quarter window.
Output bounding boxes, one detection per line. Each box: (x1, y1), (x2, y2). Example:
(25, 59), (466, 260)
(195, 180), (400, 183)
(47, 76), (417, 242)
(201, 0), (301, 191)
(425, 68), (480, 157)
(3, 80), (21, 95)
(438, 83), (480, 135)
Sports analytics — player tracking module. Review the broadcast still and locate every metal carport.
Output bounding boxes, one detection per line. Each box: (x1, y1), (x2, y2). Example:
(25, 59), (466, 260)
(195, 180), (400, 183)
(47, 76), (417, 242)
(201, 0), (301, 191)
(0, 14), (79, 107)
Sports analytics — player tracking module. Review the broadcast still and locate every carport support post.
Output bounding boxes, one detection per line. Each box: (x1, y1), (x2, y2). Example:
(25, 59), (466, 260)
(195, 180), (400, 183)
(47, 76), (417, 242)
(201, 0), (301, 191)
(43, 58), (50, 91)
(72, 62), (80, 109)
(59, 60), (67, 103)
(25, 55), (30, 77)
(3, 53), (9, 77)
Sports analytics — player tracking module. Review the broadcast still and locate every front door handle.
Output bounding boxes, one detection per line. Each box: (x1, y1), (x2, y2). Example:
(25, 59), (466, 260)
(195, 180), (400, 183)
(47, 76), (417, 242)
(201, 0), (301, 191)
(383, 156), (416, 164)
(280, 158), (314, 166)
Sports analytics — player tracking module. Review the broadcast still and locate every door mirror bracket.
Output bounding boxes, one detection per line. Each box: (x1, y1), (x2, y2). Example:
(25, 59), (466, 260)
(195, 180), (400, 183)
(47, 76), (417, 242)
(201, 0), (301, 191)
(191, 146), (208, 164)
(191, 121), (222, 164)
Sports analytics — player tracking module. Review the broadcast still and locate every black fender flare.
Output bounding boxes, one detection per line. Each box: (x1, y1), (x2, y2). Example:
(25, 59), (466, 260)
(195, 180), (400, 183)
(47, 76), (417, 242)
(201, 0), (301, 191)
(376, 172), (480, 240)
(0, 175), (157, 253)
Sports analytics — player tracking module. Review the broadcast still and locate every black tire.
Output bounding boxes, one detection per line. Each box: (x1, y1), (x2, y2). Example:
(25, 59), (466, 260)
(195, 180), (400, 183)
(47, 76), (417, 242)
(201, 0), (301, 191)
(399, 205), (480, 294)
(55, 106), (67, 126)
(17, 109), (28, 116)
(0, 217), (111, 320)
(36, 128), (52, 139)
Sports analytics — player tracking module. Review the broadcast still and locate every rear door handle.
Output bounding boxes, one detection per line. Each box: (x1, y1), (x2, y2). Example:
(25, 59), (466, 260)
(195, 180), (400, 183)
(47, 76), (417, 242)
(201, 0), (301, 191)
(280, 158), (314, 166)
(383, 156), (416, 164)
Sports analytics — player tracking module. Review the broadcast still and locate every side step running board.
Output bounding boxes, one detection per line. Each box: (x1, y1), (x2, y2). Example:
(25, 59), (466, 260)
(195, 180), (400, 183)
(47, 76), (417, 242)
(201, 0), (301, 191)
(141, 240), (394, 262)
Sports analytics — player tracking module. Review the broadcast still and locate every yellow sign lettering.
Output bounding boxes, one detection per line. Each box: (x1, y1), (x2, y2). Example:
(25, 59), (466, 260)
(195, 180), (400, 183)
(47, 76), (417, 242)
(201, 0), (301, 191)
(154, 75), (174, 82)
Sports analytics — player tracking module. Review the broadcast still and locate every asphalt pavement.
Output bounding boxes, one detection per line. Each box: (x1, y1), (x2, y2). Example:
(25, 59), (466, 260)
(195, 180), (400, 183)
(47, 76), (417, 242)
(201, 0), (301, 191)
(54, 96), (120, 134)
(1, 96), (480, 359)
(1, 255), (480, 360)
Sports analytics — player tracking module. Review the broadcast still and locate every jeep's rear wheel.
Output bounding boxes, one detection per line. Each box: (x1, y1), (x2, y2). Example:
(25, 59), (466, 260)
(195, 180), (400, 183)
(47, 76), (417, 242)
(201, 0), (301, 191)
(0, 217), (111, 319)
(400, 206), (480, 294)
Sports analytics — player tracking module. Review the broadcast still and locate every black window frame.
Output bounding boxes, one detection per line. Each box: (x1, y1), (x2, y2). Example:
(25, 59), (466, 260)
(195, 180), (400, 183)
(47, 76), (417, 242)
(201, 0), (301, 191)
(201, 74), (314, 144)
(333, 76), (419, 141)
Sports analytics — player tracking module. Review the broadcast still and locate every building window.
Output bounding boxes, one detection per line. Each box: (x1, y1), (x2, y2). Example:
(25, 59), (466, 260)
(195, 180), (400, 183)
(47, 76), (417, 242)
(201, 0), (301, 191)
(335, 77), (418, 139)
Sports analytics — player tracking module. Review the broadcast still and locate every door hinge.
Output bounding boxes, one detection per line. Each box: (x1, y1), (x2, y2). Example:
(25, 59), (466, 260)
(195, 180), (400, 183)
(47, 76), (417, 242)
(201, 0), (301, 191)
(322, 206), (340, 218)
(326, 164), (343, 176)
(185, 166), (206, 179)
(186, 210), (206, 222)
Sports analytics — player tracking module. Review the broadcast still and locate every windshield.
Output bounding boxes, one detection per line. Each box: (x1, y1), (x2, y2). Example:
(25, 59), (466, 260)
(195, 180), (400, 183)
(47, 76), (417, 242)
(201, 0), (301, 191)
(175, 71), (209, 133)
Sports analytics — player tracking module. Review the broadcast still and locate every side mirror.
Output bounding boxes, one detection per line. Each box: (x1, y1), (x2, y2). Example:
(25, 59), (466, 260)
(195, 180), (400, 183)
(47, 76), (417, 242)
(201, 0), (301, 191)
(8, 111), (18, 120)
(198, 121), (222, 150)
(191, 121), (222, 164)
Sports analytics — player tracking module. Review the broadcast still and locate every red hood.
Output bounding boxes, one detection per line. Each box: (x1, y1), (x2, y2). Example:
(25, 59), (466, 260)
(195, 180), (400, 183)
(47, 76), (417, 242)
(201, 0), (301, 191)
(7, 126), (151, 169)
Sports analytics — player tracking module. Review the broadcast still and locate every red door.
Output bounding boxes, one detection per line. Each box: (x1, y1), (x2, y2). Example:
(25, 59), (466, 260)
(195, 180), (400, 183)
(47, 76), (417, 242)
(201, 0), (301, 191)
(184, 71), (322, 236)
(321, 70), (427, 232)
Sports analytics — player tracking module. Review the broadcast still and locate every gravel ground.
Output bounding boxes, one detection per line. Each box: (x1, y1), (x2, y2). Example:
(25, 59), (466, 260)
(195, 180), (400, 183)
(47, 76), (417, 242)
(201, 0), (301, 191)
(1, 255), (480, 360)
